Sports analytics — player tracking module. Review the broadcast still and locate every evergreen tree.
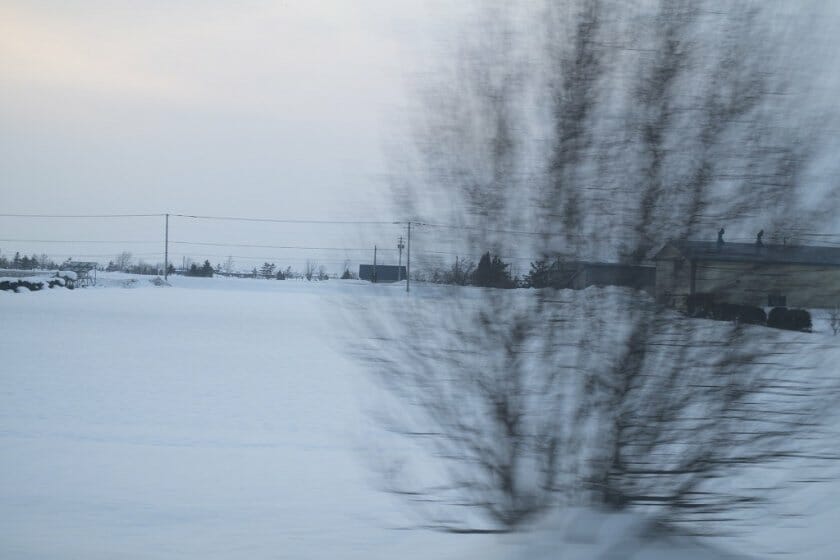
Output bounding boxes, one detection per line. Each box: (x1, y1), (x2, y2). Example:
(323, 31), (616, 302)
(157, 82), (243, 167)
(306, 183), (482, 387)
(523, 257), (564, 288)
(524, 259), (549, 288)
(200, 260), (214, 277)
(260, 262), (276, 279)
(472, 252), (514, 288)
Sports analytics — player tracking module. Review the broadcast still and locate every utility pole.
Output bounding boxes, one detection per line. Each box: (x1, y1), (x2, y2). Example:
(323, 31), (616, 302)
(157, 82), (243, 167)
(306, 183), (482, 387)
(164, 213), (169, 279)
(373, 245), (377, 283)
(406, 221), (411, 293)
(397, 236), (405, 282)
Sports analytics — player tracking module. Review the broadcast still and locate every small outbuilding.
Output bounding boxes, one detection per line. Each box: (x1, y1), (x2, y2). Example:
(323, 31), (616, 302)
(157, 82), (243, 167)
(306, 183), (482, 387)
(653, 235), (840, 309)
(359, 264), (407, 283)
(59, 261), (97, 287)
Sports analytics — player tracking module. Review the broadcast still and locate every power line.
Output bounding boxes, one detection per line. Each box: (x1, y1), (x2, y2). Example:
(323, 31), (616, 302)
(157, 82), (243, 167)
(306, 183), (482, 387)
(167, 252), (369, 264)
(0, 213), (163, 218)
(412, 221), (604, 239)
(8, 252), (164, 258)
(415, 221), (840, 242)
(0, 238), (161, 244)
(171, 214), (402, 226)
(414, 251), (539, 261)
(413, 221), (552, 236)
(170, 240), (398, 251)
(3, 211), (838, 239)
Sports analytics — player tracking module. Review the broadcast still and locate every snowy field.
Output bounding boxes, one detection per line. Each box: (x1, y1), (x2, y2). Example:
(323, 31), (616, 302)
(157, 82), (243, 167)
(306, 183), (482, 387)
(2, 275), (839, 559)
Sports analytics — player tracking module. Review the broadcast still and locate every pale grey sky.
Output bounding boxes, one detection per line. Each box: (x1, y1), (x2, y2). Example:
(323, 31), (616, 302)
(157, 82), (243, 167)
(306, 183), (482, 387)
(2, 1), (839, 272)
(0, 1), (470, 269)
(0, 1), (455, 217)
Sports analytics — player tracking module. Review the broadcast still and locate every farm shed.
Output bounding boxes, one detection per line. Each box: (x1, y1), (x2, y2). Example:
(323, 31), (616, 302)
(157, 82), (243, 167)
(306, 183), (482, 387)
(359, 264), (407, 283)
(653, 236), (840, 310)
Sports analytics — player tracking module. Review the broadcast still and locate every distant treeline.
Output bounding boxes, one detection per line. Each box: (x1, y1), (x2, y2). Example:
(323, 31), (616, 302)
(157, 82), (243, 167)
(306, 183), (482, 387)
(0, 252), (61, 270)
(236, 261), (331, 281)
(415, 253), (568, 289)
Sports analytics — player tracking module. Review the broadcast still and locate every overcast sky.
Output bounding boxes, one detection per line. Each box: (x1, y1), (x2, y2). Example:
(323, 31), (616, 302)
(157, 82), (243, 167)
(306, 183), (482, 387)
(2, 1), (838, 271)
(0, 1), (459, 216)
(0, 1), (473, 268)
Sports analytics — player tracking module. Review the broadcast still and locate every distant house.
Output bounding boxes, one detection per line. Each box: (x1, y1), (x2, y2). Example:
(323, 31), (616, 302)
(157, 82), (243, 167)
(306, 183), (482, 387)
(359, 264), (407, 283)
(653, 237), (840, 309)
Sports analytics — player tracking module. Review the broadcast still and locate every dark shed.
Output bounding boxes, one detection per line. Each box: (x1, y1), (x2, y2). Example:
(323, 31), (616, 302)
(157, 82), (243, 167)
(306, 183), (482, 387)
(359, 264), (407, 283)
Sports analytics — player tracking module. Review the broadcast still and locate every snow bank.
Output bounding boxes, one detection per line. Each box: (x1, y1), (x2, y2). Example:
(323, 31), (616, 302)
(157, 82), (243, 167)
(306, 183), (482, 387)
(462, 508), (746, 559)
(0, 278), (837, 559)
(0, 267), (87, 293)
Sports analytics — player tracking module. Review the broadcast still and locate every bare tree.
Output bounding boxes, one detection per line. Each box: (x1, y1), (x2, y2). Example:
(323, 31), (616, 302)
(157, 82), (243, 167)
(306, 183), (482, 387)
(303, 260), (318, 281)
(829, 306), (840, 336)
(363, 0), (840, 536)
(222, 256), (235, 275)
(114, 251), (133, 272)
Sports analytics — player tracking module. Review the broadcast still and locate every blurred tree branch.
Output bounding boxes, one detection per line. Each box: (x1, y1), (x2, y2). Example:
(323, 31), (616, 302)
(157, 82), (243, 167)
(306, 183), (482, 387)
(364, 0), (840, 535)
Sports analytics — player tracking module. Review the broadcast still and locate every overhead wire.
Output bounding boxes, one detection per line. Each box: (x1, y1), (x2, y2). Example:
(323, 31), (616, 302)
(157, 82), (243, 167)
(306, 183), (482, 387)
(6, 252), (164, 259)
(0, 238), (161, 244)
(170, 214), (402, 226)
(168, 254), (368, 265)
(169, 240), (398, 251)
(4, 212), (840, 270)
(3, 211), (838, 240)
(0, 213), (163, 218)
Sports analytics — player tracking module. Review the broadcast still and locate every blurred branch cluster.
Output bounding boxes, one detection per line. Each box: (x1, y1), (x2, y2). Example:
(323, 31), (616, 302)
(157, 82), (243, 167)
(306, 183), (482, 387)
(365, 0), (840, 535)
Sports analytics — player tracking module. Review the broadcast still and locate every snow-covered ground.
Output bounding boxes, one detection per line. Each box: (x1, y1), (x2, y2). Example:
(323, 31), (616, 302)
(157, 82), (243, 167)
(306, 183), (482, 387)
(1, 274), (838, 559)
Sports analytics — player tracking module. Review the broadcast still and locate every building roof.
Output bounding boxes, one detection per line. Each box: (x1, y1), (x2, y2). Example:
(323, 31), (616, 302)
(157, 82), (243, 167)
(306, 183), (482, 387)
(575, 261), (654, 270)
(654, 240), (840, 268)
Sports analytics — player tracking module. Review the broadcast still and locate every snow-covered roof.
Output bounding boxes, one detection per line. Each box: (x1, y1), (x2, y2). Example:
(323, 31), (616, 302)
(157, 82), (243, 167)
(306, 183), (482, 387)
(654, 240), (840, 267)
(59, 261), (96, 273)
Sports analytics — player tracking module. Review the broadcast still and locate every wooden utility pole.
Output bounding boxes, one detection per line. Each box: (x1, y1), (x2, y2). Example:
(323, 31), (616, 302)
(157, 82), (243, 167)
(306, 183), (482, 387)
(397, 236), (405, 281)
(373, 245), (377, 283)
(406, 222), (411, 293)
(164, 213), (169, 279)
